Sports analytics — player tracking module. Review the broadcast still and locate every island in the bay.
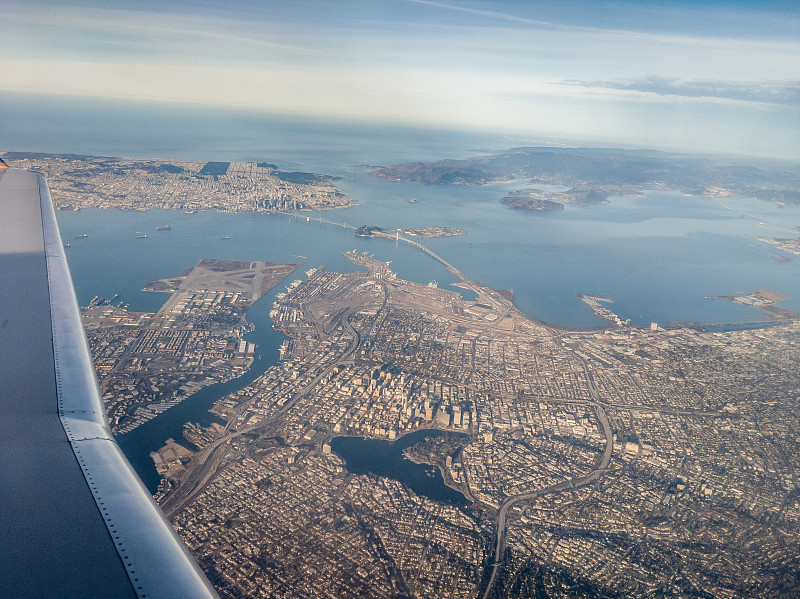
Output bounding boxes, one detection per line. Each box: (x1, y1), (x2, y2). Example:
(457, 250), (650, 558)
(397, 226), (466, 237)
(499, 195), (564, 211)
(354, 224), (384, 237)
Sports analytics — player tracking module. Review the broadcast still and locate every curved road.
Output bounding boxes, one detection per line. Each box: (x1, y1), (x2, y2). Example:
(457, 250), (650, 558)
(480, 357), (613, 599)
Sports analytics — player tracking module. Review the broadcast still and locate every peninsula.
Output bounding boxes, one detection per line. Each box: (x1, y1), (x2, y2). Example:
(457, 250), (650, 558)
(1, 152), (350, 212)
(372, 146), (800, 207)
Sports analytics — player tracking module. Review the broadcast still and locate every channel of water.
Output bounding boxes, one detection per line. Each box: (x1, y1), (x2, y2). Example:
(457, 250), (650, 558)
(117, 289), (288, 492)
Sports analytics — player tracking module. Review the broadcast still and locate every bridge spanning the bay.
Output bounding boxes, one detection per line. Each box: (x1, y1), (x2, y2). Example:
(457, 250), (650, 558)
(281, 211), (468, 283)
(371, 229), (466, 282)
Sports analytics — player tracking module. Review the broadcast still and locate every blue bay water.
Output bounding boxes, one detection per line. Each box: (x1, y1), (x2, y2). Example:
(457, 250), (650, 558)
(57, 190), (800, 329)
(8, 94), (797, 328)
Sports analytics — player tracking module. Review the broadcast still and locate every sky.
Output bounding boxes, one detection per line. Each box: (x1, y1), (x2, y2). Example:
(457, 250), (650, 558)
(2, 0), (799, 158)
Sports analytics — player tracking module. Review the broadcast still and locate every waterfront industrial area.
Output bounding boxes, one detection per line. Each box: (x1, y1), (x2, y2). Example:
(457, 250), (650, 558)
(18, 152), (799, 597)
(83, 259), (300, 434)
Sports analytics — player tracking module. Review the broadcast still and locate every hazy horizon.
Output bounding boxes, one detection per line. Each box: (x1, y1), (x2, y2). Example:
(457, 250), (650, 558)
(3, 0), (798, 159)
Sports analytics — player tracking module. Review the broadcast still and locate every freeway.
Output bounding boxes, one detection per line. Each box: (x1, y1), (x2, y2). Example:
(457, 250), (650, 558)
(480, 358), (614, 599)
(161, 433), (239, 518)
(161, 307), (363, 519)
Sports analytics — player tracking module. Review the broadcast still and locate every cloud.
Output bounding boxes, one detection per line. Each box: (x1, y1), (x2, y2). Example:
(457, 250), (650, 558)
(566, 77), (800, 107)
(404, 0), (557, 28)
(4, 6), (324, 62)
(2, 1), (798, 157)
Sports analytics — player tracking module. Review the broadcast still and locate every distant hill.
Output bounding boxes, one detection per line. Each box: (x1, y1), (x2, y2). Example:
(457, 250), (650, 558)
(372, 147), (800, 205)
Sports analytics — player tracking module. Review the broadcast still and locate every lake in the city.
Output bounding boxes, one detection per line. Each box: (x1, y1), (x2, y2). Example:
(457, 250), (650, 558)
(330, 430), (469, 506)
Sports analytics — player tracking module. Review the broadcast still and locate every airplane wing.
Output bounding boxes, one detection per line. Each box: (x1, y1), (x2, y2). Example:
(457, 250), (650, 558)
(0, 165), (218, 598)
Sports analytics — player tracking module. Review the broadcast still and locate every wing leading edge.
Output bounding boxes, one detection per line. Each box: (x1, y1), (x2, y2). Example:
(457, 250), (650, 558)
(0, 168), (218, 599)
